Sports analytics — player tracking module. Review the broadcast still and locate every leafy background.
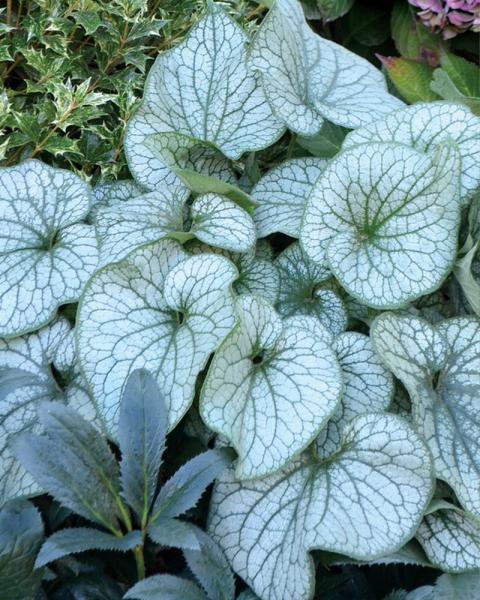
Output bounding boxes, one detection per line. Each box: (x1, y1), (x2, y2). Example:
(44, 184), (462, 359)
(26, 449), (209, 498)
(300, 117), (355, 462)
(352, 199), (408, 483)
(1, 1), (479, 599)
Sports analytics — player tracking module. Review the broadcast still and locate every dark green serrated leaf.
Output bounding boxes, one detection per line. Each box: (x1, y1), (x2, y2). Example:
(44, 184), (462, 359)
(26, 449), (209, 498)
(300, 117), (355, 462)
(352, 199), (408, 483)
(297, 121), (349, 158)
(125, 574), (208, 600)
(35, 528), (142, 567)
(118, 369), (167, 523)
(0, 500), (44, 600)
(147, 518), (201, 550)
(150, 448), (234, 522)
(184, 529), (235, 600)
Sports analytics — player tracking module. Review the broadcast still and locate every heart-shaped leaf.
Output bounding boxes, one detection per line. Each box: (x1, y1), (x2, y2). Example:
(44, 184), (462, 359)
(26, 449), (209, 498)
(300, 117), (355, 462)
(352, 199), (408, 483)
(124, 3), (284, 189)
(209, 413), (433, 600)
(251, 158), (327, 238)
(200, 295), (343, 479)
(187, 241), (280, 304)
(371, 313), (480, 518)
(77, 239), (237, 435)
(417, 507), (480, 572)
(275, 242), (347, 336)
(248, 0), (403, 136)
(0, 160), (98, 338)
(316, 331), (394, 458)
(343, 102), (480, 202)
(90, 180), (146, 221)
(0, 319), (95, 506)
(0, 500), (44, 600)
(301, 142), (461, 309)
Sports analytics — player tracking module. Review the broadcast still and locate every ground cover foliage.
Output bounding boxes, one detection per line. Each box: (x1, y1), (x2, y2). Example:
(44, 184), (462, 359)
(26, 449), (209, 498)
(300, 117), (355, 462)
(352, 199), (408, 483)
(1, 0), (480, 598)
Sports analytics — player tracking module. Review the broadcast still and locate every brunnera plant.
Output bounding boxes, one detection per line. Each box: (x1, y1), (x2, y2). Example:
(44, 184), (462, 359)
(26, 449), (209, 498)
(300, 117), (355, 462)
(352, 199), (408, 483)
(1, 0), (480, 599)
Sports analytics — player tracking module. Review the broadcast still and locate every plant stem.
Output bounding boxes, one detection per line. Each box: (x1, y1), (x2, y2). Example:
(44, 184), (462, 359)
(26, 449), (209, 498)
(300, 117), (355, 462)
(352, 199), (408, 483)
(133, 545), (146, 581)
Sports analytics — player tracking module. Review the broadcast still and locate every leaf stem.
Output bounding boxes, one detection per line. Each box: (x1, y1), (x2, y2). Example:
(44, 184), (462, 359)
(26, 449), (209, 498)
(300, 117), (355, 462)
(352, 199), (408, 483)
(133, 545), (146, 580)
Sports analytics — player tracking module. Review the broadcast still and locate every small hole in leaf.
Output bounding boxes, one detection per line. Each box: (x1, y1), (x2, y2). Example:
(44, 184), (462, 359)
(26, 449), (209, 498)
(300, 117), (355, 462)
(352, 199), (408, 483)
(177, 311), (185, 325)
(49, 364), (69, 393)
(252, 353), (264, 366)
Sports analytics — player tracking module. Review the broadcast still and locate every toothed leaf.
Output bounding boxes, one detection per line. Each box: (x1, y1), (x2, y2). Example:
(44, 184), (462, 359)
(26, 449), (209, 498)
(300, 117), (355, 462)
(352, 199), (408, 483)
(125, 574), (207, 600)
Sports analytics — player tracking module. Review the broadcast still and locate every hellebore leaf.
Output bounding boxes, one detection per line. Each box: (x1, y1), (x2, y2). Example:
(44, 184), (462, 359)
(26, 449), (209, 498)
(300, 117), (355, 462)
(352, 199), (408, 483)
(200, 295), (343, 479)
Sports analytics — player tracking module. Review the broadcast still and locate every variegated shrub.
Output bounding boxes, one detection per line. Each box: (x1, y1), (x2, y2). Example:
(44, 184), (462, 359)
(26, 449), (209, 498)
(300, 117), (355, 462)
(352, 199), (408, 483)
(1, 1), (480, 599)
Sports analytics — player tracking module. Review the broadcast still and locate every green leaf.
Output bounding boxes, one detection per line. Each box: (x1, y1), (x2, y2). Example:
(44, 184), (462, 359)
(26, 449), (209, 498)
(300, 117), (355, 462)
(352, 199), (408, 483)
(118, 369), (167, 522)
(0, 500), (44, 600)
(252, 158), (327, 238)
(301, 142), (461, 309)
(0, 319), (96, 506)
(417, 507), (480, 572)
(275, 242), (347, 336)
(438, 53), (480, 98)
(314, 0), (354, 22)
(371, 314), (480, 518)
(124, 3), (284, 189)
(151, 448), (234, 521)
(77, 239), (237, 434)
(148, 518), (201, 550)
(390, 2), (442, 64)
(380, 56), (441, 104)
(431, 68), (480, 116)
(183, 529), (235, 600)
(0, 160), (98, 338)
(433, 572), (480, 599)
(13, 402), (122, 530)
(125, 574), (207, 600)
(454, 241), (480, 317)
(35, 528), (142, 567)
(200, 295), (343, 479)
(296, 121), (349, 158)
(190, 194), (256, 253)
(343, 102), (480, 202)
(209, 413), (434, 600)
(346, 3), (390, 46)
(249, 0), (403, 136)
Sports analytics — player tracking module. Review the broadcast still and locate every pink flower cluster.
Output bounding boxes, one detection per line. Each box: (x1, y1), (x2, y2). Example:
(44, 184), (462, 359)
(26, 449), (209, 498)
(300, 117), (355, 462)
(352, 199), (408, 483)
(409, 0), (480, 38)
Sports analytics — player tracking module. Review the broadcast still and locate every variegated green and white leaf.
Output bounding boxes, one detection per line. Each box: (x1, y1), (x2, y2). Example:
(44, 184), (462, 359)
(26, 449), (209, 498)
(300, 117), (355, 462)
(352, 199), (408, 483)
(77, 239), (237, 435)
(344, 102), (480, 202)
(90, 180), (146, 221)
(248, 0), (403, 136)
(200, 295), (343, 479)
(317, 332), (394, 458)
(190, 194), (256, 253)
(0, 160), (98, 338)
(94, 186), (188, 267)
(0, 319), (97, 506)
(209, 413), (434, 600)
(417, 507), (480, 572)
(124, 3), (284, 189)
(251, 158), (327, 238)
(275, 242), (347, 336)
(371, 313), (480, 517)
(301, 142), (461, 309)
(187, 241), (280, 304)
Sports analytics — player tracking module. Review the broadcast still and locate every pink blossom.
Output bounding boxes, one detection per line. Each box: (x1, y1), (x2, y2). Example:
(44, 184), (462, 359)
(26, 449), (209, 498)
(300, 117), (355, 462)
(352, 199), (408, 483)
(408, 0), (480, 37)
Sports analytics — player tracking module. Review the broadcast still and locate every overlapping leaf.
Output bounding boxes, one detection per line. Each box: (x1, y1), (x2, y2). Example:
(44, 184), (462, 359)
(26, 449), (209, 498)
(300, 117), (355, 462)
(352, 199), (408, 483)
(251, 158), (327, 238)
(344, 102), (480, 202)
(201, 295), (343, 479)
(301, 142), (461, 309)
(77, 239), (237, 435)
(371, 314), (480, 518)
(417, 507), (480, 572)
(124, 3), (284, 189)
(0, 318), (96, 506)
(248, 0), (403, 136)
(0, 160), (98, 338)
(275, 242), (347, 336)
(209, 413), (433, 600)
